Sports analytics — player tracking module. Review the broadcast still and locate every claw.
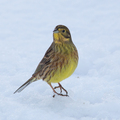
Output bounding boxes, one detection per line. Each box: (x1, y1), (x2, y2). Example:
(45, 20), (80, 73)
(49, 83), (68, 97)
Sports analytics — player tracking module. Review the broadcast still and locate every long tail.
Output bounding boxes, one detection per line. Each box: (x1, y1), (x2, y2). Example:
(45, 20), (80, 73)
(14, 77), (37, 94)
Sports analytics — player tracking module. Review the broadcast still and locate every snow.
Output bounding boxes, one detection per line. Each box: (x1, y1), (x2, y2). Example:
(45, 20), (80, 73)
(0, 0), (120, 120)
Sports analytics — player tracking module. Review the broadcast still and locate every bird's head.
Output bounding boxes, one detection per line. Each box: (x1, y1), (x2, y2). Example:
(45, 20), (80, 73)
(53, 25), (72, 44)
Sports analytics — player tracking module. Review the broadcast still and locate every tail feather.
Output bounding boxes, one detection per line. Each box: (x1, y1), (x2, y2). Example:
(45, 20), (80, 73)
(14, 77), (36, 94)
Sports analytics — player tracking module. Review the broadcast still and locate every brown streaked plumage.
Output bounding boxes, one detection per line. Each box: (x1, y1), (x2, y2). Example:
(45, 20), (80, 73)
(14, 25), (78, 97)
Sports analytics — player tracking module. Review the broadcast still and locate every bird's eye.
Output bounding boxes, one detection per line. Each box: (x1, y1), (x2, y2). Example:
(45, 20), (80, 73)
(62, 30), (65, 33)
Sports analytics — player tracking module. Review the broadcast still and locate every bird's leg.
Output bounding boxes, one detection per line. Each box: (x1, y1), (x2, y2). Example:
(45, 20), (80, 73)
(49, 83), (68, 97)
(54, 84), (62, 93)
(53, 83), (68, 96)
(58, 83), (68, 95)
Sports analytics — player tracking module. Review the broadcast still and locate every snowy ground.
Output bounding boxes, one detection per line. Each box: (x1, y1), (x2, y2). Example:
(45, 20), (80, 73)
(0, 0), (120, 120)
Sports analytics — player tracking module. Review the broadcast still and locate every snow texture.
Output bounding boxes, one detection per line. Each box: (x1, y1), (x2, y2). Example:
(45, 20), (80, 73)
(0, 0), (120, 120)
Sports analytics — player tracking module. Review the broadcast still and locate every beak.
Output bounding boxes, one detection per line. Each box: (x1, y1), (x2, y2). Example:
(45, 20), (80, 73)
(53, 28), (59, 33)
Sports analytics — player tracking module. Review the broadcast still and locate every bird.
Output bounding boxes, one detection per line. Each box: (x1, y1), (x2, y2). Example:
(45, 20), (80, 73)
(14, 25), (78, 97)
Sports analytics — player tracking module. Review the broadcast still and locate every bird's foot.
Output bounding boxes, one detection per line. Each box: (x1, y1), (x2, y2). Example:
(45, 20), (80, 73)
(53, 93), (69, 97)
(49, 83), (69, 97)
(53, 83), (68, 97)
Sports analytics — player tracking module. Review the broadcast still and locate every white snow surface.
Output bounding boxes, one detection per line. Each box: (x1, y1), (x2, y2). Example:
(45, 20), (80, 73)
(0, 0), (120, 120)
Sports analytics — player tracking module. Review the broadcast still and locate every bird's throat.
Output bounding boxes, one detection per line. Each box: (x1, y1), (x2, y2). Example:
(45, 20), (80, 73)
(53, 33), (62, 44)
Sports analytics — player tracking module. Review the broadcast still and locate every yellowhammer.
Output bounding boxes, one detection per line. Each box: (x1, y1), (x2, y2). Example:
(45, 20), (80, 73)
(14, 25), (78, 97)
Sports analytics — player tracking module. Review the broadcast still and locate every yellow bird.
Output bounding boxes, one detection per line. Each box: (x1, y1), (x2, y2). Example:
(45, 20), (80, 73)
(14, 25), (78, 97)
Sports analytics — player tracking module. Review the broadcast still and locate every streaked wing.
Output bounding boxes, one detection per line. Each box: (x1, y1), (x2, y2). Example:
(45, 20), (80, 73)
(32, 43), (55, 77)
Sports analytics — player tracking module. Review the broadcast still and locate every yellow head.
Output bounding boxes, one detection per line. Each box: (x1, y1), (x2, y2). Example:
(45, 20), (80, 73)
(53, 25), (73, 44)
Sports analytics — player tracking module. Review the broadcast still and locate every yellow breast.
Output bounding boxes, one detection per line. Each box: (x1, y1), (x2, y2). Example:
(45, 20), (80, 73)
(48, 55), (78, 83)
